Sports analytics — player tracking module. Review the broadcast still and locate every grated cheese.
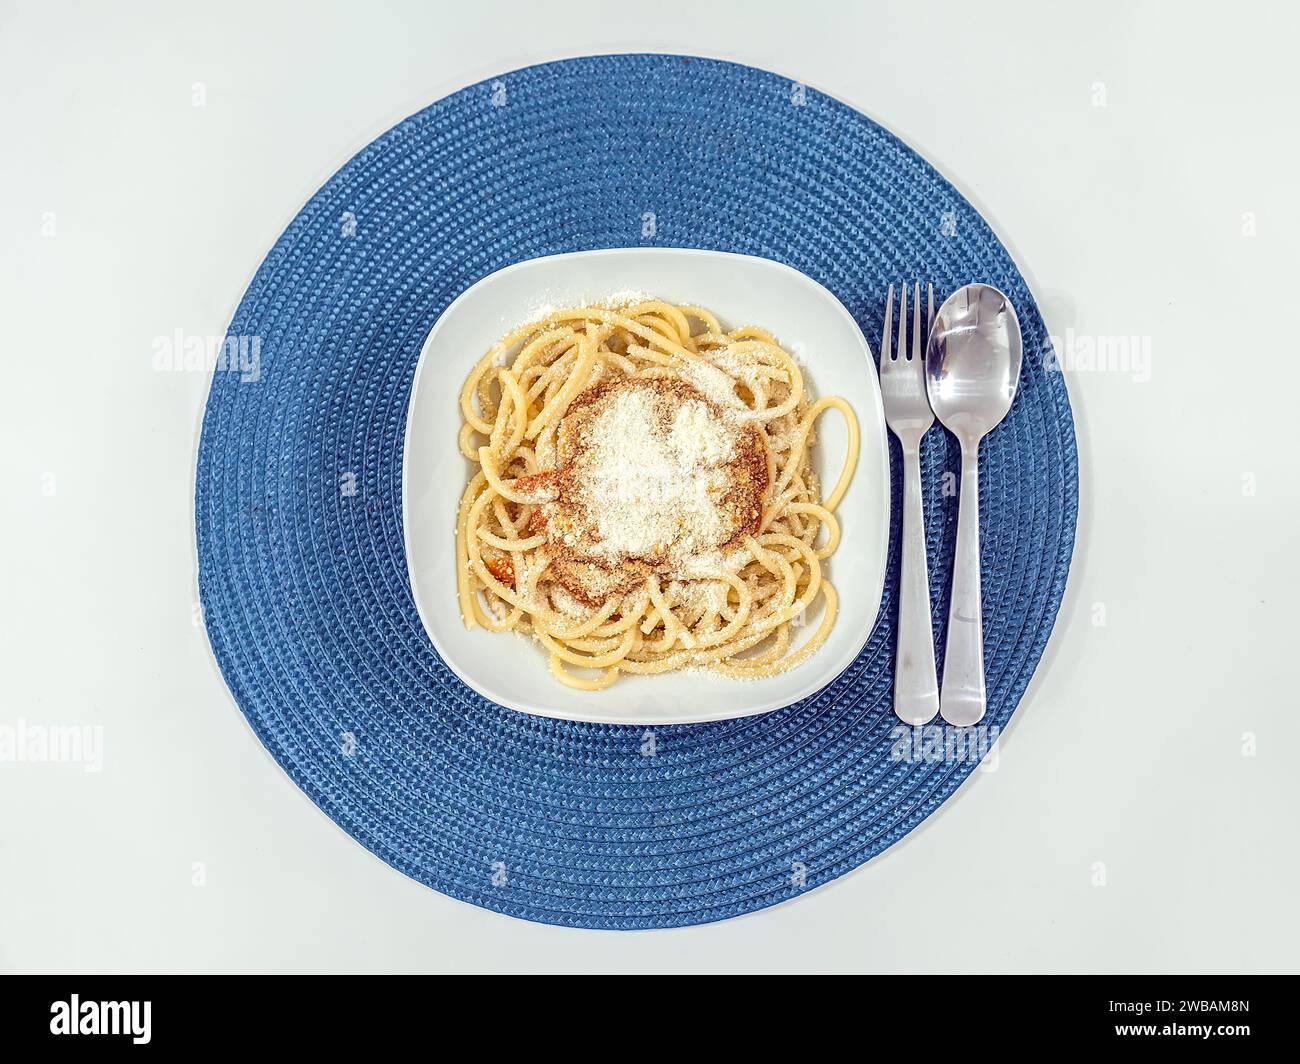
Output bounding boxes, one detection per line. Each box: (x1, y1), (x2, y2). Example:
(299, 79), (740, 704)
(574, 384), (737, 566)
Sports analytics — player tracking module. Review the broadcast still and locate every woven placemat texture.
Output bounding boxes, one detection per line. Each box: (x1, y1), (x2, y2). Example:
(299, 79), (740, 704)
(195, 54), (1078, 928)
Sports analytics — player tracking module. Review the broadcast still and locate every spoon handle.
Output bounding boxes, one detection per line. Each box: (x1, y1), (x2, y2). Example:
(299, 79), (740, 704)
(941, 439), (987, 726)
(894, 442), (939, 725)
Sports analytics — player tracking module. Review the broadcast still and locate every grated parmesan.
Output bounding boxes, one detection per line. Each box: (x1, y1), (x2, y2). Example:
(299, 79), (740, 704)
(575, 384), (736, 565)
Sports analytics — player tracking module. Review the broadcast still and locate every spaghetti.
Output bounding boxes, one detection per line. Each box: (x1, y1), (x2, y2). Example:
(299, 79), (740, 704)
(455, 298), (859, 690)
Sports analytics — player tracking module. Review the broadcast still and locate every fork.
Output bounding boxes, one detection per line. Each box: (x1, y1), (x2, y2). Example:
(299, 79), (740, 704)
(879, 283), (940, 726)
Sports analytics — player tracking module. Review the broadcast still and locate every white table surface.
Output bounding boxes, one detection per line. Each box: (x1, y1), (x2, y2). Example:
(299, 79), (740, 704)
(3, 0), (1297, 974)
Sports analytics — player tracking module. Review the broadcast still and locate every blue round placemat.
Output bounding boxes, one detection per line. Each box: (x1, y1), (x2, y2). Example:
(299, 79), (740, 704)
(196, 54), (1077, 929)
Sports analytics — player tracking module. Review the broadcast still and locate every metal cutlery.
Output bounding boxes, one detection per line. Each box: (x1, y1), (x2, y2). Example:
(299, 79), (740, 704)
(925, 284), (1023, 726)
(879, 283), (940, 726)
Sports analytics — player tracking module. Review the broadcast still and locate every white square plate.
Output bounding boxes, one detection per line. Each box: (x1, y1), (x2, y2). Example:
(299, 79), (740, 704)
(404, 248), (889, 724)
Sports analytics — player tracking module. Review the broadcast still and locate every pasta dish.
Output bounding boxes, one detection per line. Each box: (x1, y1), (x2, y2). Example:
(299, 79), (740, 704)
(455, 297), (859, 690)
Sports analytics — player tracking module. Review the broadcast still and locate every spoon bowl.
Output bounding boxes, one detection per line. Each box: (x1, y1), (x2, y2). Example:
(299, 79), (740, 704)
(926, 284), (1022, 444)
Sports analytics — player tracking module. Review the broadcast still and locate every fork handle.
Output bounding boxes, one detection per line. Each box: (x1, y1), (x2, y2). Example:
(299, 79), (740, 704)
(894, 442), (939, 725)
(940, 439), (987, 726)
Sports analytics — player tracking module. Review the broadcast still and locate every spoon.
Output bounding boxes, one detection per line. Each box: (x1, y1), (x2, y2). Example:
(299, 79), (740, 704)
(924, 284), (1022, 726)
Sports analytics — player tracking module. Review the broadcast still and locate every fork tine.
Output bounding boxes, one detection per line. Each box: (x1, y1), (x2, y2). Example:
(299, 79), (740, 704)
(881, 283), (894, 363)
(912, 282), (922, 361)
(897, 281), (908, 362)
(927, 283), (935, 337)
